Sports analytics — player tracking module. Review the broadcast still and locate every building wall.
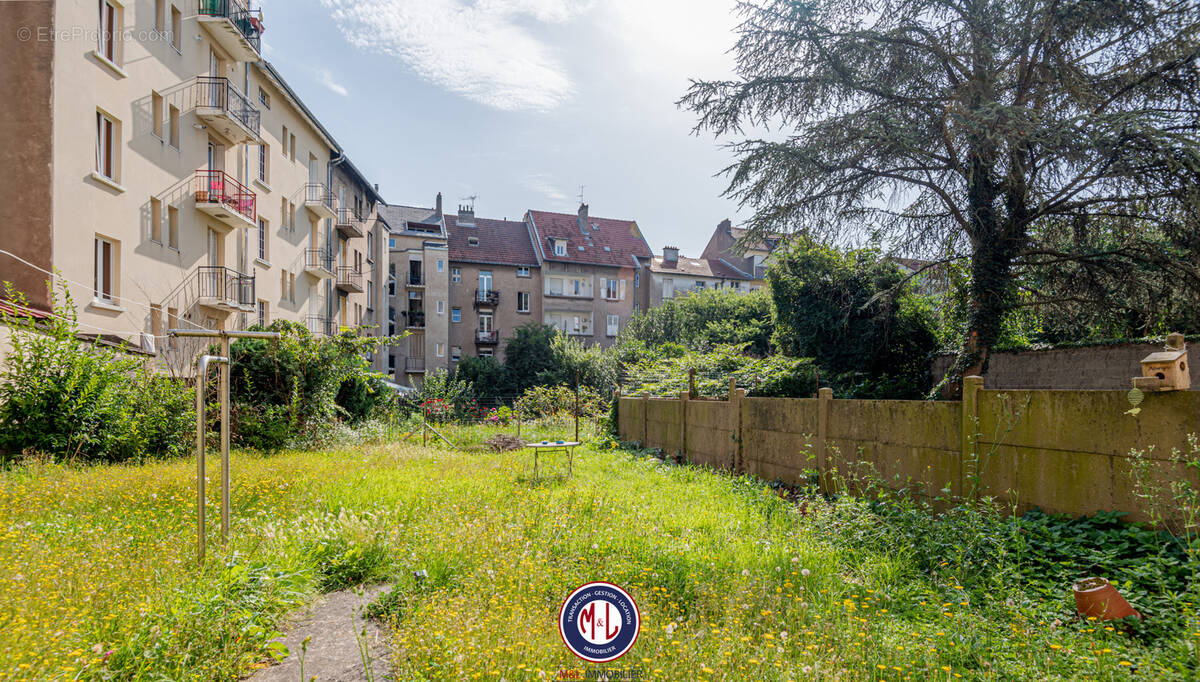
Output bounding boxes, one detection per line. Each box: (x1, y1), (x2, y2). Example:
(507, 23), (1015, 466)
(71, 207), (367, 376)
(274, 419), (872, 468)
(385, 231), (450, 385)
(329, 162), (371, 331)
(541, 262), (637, 348)
(0, 0), (56, 311)
(931, 342), (1200, 391)
(647, 272), (759, 308)
(447, 263), (542, 364)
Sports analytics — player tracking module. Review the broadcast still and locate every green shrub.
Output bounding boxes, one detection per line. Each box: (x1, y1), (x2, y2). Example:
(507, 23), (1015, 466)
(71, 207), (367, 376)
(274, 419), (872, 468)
(622, 344), (818, 398)
(514, 384), (606, 420)
(0, 283), (192, 463)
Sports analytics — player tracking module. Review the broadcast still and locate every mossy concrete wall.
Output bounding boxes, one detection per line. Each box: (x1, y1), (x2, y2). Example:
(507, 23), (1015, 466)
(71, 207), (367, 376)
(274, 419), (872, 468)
(616, 383), (1200, 524)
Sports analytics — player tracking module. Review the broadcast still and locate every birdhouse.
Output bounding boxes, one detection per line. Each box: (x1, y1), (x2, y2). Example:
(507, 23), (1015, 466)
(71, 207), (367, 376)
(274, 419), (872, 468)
(1133, 333), (1190, 392)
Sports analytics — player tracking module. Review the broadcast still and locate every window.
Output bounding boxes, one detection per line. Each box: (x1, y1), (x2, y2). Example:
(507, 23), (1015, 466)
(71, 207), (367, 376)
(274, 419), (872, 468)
(289, 133), (297, 161)
(544, 312), (590, 335)
(98, 0), (118, 63)
(450, 268), (461, 283)
(437, 259), (445, 273)
(258, 87), (271, 108)
(479, 348), (494, 359)
(478, 270), (493, 292)
(517, 291), (530, 313)
(167, 104), (180, 148)
(451, 307), (461, 323)
(478, 312), (493, 332)
(663, 278), (675, 299)
(154, 0), (165, 33)
(257, 143), (269, 183)
(553, 239), (567, 257)
(289, 273), (296, 303)
(387, 264), (396, 296)
(170, 5), (181, 51)
(467, 236), (479, 247)
(451, 346), (462, 361)
(634, 271), (640, 287)
(94, 236), (116, 303)
(607, 314), (620, 337)
(257, 218), (268, 261)
(730, 280), (741, 290)
(436, 301), (445, 315)
(150, 304), (163, 342)
(388, 355), (395, 372)
(388, 238), (396, 249)
(517, 266), (530, 278)
(95, 111), (118, 181)
(545, 275), (591, 298)
(151, 92), (164, 139)
(602, 278), (625, 300)
(281, 125), (289, 156)
(695, 280), (706, 291)
(257, 300), (268, 327)
(148, 197), (162, 242)
(167, 205), (179, 248)
(435, 343), (445, 358)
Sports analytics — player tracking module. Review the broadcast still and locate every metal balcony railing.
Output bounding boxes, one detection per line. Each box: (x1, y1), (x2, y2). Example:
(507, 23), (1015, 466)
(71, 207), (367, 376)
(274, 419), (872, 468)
(304, 183), (335, 210)
(194, 170), (256, 223)
(474, 289), (500, 307)
(305, 315), (333, 337)
(305, 248), (334, 273)
(335, 206), (361, 227)
(476, 330), (499, 345)
(337, 266), (362, 290)
(408, 272), (424, 286)
(405, 357), (426, 373)
(196, 266), (254, 307)
(197, 0), (263, 52)
(193, 76), (260, 137)
(406, 312), (426, 329)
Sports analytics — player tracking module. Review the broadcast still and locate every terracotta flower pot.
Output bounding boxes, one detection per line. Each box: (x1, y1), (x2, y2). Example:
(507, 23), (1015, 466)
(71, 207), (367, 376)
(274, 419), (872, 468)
(195, 190), (209, 203)
(1073, 577), (1141, 621)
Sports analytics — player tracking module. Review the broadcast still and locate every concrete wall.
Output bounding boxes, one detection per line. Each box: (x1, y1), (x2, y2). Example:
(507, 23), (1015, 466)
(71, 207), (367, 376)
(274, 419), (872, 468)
(931, 343), (1200, 390)
(619, 383), (1200, 524)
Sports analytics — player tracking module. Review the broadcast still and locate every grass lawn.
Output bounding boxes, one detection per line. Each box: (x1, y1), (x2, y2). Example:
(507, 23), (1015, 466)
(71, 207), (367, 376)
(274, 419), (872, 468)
(0, 424), (1193, 680)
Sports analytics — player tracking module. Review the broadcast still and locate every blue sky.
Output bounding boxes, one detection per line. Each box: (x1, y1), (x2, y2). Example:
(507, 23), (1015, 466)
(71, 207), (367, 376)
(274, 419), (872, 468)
(257, 0), (743, 257)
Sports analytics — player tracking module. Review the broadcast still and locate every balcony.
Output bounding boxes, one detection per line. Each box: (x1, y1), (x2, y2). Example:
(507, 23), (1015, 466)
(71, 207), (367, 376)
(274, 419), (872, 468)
(303, 248), (334, 279)
(405, 357), (426, 374)
(474, 289), (500, 308)
(405, 312), (426, 329)
(406, 273), (425, 288)
(305, 315), (333, 337)
(303, 183), (337, 221)
(475, 330), (499, 345)
(193, 77), (260, 144)
(195, 266), (254, 312)
(336, 266), (363, 293)
(196, 0), (263, 62)
(194, 170), (256, 230)
(335, 207), (364, 239)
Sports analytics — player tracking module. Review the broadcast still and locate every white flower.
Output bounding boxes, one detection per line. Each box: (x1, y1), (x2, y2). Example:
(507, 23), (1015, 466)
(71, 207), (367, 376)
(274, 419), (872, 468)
(664, 622), (677, 636)
(801, 568), (811, 577)
(741, 569), (750, 577)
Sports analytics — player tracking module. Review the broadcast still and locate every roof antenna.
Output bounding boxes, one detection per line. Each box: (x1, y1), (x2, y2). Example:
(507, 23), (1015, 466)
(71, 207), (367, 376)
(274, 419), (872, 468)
(460, 195), (477, 211)
(578, 185), (586, 204)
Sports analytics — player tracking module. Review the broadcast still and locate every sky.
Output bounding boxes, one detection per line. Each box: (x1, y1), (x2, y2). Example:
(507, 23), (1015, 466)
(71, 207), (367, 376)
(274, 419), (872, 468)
(256, 0), (745, 258)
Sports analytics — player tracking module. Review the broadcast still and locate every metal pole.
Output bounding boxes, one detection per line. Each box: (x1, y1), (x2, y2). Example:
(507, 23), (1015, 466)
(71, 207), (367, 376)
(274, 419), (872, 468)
(574, 371), (580, 443)
(194, 354), (228, 564)
(219, 335), (231, 544)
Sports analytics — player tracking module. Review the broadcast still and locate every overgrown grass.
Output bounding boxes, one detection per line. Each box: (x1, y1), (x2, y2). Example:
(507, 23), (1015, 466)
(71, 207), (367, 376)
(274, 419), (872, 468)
(0, 432), (1195, 680)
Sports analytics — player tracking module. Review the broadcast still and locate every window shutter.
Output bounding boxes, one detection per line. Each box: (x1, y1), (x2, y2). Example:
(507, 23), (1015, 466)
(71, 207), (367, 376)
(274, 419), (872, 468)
(618, 279), (626, 300)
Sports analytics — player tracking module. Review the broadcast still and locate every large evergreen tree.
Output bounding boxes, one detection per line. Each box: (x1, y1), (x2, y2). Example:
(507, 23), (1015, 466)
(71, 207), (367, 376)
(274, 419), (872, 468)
(682, 0), (1200, 388)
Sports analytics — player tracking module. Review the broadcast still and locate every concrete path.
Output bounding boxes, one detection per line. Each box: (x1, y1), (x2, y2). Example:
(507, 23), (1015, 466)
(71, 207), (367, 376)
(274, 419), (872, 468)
(248, 584), (391, 682)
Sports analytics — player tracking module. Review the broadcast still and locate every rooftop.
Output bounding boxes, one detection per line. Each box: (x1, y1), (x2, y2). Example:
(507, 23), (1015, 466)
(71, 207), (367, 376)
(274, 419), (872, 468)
(447, 214), (539, 267)
(527, 208), (652, 268)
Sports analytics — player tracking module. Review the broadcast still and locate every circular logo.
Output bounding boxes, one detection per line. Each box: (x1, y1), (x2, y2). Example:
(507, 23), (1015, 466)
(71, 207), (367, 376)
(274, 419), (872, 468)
(558, 582), (640, 663)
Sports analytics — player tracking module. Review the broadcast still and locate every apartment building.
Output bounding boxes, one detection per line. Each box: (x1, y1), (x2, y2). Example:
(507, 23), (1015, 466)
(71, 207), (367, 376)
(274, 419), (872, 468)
(647, 245), (759, 306)
(378, 195), (450, 384)
(446, 204), (541, 366)
(525, 205), (653, 347)
(700, 218), (782, 281)
(0, 0), (383, 366)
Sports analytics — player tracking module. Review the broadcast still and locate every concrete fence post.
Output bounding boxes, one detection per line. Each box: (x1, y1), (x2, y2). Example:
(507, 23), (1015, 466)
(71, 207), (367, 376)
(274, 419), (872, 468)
(732, 388), (747, 472)
(817, 387), (832, 493)
(960, 376), (983, 500)
(612, 389), (621, 439)
(679, 390), (689, 458)
(642, 392), (649, 446)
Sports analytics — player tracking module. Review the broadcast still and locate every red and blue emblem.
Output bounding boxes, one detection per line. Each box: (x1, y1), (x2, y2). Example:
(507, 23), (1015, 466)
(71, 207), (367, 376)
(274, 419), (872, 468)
(558, 581), (641, 663)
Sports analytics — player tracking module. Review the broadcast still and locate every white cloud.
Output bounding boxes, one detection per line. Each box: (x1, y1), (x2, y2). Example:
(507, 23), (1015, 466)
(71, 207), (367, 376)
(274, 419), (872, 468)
(319, 0), (590, 112)
(316, 68), (349, 97)
(521, 173), (571, 204)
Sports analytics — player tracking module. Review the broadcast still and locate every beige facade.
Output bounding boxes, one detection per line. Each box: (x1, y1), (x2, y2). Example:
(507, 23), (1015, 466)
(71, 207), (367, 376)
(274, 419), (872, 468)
(540, 262), (638, 348)
(379, 202), (450, 386)
(447, 263), (542, 364)
(0, 1), (383, 369)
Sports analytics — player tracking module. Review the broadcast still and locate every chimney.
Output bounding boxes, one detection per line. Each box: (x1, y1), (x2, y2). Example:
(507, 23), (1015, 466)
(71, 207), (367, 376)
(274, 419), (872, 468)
(718, 218), (732, 233)
(663, 246), (679, 263)
(374, 183), (379, 192)
(577, 203), (589, 232)
(435, 192), (443, 217)
(458, 203), (475, 226)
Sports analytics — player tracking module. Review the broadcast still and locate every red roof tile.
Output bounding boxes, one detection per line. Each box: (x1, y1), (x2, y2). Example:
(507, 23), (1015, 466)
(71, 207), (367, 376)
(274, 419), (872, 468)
(527, 210), (653, 268)
(447, 214), (539, 267)
(650, 256), (756, 280)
